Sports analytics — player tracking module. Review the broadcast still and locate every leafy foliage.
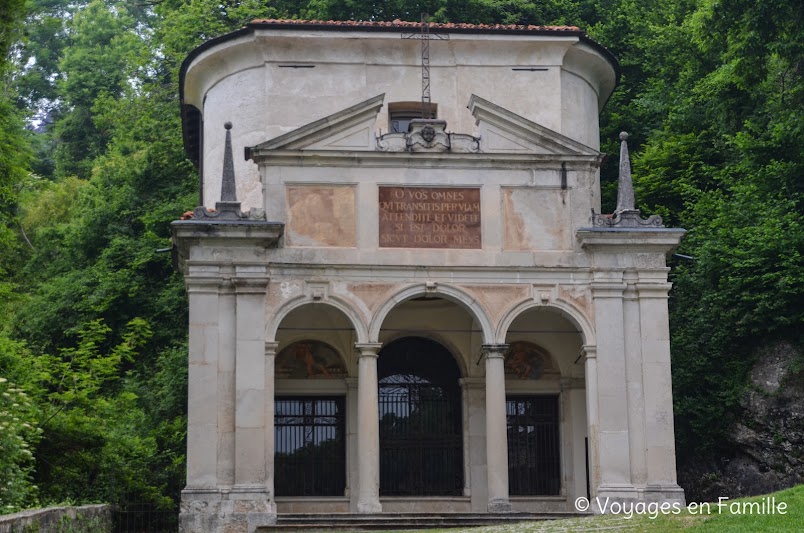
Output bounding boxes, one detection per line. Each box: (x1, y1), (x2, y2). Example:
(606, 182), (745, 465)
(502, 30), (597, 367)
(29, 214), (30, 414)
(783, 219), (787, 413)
(0, 349), (42, 512)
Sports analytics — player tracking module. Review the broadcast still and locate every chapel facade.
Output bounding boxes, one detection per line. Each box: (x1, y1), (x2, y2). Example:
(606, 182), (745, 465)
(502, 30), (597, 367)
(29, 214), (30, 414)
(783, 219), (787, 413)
(172, 19), (686, 533)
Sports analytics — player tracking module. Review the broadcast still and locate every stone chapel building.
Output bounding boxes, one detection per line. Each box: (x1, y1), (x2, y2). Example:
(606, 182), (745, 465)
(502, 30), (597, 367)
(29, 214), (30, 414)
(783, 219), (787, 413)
(172, 19), (686, 532)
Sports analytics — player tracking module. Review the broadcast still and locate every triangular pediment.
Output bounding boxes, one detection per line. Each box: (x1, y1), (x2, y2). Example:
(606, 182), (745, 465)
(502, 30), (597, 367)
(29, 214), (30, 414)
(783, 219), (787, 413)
(468, 94), (600, 156)
(250, 94), (384, 153)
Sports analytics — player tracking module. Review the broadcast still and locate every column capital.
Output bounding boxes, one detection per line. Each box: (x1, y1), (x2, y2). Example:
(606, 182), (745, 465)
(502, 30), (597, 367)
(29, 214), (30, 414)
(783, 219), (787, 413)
(264, 341), (279, 356)
(355, 343), (382, 358)
(481, 344), (509, 359)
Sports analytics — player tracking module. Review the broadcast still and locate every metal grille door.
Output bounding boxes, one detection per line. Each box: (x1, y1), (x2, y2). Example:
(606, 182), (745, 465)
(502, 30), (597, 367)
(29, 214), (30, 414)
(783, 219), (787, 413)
(506, 395), (561, 495)
(378, 337), (463, 496)
(274, 396), (345, 496)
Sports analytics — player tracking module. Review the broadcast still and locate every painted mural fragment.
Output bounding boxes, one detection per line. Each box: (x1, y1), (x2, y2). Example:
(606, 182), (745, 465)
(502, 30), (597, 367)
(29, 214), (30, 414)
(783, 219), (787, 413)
(276, 341), (347, 378)
(504, 341), (554, 380)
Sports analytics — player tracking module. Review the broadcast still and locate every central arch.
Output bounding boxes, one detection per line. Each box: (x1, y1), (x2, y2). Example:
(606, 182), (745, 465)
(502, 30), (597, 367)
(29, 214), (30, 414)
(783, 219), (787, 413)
(378, 337), (464, 496)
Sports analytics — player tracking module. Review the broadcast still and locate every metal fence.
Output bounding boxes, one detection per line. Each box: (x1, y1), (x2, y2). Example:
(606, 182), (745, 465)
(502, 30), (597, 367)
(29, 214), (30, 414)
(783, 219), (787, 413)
(379, 379), (463, 496)
(274, 396), (346, 496)
(507, 395), (561, 495)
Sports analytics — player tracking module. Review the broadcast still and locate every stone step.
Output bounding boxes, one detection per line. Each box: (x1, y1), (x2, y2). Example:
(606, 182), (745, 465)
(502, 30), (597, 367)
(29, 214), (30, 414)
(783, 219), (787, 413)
(260, 512), (589, 531)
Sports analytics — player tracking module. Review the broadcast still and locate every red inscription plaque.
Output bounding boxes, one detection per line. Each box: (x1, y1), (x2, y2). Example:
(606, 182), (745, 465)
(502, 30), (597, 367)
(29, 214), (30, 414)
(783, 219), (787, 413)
(379, 187), (481, 249)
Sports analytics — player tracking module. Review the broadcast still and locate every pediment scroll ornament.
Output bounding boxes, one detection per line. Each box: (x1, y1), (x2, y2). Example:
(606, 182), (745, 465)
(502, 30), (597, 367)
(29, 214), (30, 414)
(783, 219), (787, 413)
(376, 119), (480, 153)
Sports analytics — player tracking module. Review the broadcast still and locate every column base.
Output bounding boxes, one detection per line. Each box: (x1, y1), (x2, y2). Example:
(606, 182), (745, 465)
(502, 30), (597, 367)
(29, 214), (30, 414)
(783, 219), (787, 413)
(356, 500), (382, 513)
(592, 483), (638, 513)
(592, 483), (686, 513)
(180, 488), (276, 533)
(487, 499), (513, 513)
(643, 483), (686, 505)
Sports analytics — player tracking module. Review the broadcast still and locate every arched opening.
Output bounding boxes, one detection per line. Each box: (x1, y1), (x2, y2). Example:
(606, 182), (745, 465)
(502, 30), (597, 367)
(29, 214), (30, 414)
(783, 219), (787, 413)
(273, 303), (357, 499)
(274, 341), (347, 497)
(503, 307), (587, 500)
(378, 337), (463, 496)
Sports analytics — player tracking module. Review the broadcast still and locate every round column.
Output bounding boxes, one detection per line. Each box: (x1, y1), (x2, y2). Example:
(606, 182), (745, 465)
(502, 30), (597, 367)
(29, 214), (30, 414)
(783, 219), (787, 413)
(355, 343), (382, 513)
(483, 344), (512, 513)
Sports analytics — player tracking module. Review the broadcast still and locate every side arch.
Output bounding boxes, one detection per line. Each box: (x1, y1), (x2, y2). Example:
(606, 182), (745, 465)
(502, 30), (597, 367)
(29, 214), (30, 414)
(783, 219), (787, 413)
(495, 298), (596, 347)
(266, 293), (370, 344)
(368, 283), (495, 344)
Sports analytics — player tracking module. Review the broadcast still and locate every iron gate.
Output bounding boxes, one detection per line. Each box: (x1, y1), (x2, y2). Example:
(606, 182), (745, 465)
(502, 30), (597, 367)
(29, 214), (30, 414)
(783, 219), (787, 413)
(378, 337), (463, 496)
(506, 395), (561, 495)
(274, 396), (346, 496)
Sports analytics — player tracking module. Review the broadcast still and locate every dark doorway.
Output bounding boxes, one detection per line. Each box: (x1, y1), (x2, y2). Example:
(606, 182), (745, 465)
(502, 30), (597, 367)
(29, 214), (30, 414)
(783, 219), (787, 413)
(506, 395), (561, 495)
(378, 337), (463, 496)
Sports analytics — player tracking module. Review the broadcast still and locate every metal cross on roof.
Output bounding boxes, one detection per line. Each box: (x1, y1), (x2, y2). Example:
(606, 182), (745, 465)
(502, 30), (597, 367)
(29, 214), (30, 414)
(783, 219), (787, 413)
(402, 13), (449, 118)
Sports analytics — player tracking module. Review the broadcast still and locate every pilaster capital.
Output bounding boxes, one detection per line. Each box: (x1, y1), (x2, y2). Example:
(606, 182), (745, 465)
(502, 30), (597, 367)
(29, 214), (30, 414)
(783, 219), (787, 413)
(581, 345), (597, 360)
(185, 276), (224, 294)
(264, 341), (279, 356)
(635, 282), (673, 298)
(355, 343), (382, 358)
(590, 281), (627, 298)
(481, 344), (509, 360)
(459, 377), (485, 390)
(233, 277), (270, 294)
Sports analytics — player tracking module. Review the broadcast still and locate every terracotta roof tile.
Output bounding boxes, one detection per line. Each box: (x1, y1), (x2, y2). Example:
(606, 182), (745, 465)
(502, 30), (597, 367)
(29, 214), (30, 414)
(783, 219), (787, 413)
(249, 18), (581, 33)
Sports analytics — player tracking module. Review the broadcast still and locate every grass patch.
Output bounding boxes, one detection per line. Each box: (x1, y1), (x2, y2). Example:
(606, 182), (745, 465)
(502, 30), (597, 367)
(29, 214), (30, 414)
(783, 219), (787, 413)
(342, 484), (804, 532)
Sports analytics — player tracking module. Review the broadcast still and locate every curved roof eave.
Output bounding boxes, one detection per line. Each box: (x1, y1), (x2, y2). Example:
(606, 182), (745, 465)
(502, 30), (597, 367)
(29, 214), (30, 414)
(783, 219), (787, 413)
(178, 20), (620, 166)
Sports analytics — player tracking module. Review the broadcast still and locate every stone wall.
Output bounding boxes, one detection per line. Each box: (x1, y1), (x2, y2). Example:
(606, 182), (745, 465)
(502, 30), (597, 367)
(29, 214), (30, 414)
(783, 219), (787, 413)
(0, 505), (111, 533)
(678, 341), (804, 502)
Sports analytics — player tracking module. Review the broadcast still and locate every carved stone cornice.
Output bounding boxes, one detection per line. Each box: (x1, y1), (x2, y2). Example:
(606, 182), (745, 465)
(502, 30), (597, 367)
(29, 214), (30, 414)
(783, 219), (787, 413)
(171, 221), (284, 273)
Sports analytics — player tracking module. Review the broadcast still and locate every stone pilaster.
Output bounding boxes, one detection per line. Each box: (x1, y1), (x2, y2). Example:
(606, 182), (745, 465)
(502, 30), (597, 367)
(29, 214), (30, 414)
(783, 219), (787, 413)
(173, 216), (283, 533)
(483, 344), (512, 513)
(264, 341), (278, 506)
(230, 277), (276, 532)
(637, 281), (686, 504)
(355, 343), (382, 513)
(577, 227), (687, 510)
(345, 377), (358, 507)
(582, 345), (600, 495)
(232, 278), (269, 493)
(623, 273), (648, 487)
(185, 276), (223, 491)
(217, 279), (236, 487)
(460, 378), (487, 512)
(590, 277), (637, 503)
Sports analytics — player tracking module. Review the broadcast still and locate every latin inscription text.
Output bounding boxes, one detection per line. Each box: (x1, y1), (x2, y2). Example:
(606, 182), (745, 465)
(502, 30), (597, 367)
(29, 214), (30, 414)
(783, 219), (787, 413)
(378, 187), (481, 249)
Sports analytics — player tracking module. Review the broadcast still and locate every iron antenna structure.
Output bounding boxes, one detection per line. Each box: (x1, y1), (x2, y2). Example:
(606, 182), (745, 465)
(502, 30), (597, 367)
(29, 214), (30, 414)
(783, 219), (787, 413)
(402, 13), (449, 118)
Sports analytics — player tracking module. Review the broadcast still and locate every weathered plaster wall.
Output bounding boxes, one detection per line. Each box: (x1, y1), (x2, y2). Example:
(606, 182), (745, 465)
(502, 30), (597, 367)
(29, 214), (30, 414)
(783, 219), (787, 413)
(184, 31), (615, 211)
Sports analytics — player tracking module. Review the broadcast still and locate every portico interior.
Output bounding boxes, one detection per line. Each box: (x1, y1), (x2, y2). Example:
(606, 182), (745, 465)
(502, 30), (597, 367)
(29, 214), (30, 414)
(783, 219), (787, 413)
(269, 291), (588, 514)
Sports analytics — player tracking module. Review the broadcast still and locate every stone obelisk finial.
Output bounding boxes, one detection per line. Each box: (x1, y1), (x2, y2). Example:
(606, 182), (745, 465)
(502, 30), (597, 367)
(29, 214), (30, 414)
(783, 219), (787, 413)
(191, 122), (245, 220)
(220, 122), (238, 203)
(592, 131), (663, 228)
(615, 131), (635, 213)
